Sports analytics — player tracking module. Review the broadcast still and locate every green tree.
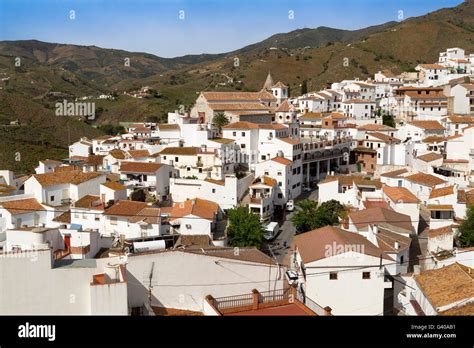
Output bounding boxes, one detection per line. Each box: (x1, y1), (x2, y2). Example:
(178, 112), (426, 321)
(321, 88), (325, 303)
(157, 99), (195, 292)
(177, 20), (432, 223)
(291, 199), (319, 232)
(458, 206), (474, 247)
(212, 112), (229, 131)
(291, 199), (345, 232)
(301, 80), (308, 95)
(382, 113), (396, 128)
(227, 206), (265, 248)
(318, 200), (346, 224)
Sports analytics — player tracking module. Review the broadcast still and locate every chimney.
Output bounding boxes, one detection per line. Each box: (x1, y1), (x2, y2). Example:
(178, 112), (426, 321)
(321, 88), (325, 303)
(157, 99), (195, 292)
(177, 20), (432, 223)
(101, 194), (106, 209)
(251, 289), (260, 310)
(324, 306), (332, 316)
(413, 265), (421, 275)
(394, 241), (400, 250)
(373, 225), (379, 234)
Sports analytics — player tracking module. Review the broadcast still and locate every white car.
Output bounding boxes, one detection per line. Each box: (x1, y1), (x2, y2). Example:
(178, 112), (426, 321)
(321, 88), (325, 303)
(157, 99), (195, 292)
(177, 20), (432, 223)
(264, 222), (280, 240)
(286, 200), (294, 211)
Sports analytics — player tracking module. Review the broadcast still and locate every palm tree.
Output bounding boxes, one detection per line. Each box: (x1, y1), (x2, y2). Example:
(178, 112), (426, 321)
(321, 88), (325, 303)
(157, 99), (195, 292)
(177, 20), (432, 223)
(212, 112), (229, 131)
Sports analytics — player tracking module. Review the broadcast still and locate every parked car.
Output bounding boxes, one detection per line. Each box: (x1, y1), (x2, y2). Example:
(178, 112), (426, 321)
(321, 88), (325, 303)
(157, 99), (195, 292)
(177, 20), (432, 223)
(286, 200), (294, 211)
(264, 221), (279, 240)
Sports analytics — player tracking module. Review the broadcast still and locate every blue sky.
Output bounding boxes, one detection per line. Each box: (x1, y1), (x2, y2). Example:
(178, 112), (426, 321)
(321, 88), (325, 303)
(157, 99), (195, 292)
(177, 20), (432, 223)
(0, 0), (464, 57)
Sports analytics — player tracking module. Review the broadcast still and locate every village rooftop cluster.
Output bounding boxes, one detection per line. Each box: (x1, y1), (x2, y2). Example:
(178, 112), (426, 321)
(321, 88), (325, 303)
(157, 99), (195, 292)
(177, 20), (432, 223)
(0, 47), (473, 316)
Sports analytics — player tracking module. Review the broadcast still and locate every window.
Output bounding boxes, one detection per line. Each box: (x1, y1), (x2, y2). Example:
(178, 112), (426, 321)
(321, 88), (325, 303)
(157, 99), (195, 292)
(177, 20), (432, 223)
(50, 195), (55, 202)
(241, 144), (246, 149)
(95, 214), (100, 222)
(212, 189), (216, 193)
(241, 132), (245, 136)
(175, 157), (179, 162)
(233, 131), (236, 136)
(163, 156), (167, 160)
(329, 272), (338, 280)
(362, 272), (371, 279)
(110, 217), (118, 225)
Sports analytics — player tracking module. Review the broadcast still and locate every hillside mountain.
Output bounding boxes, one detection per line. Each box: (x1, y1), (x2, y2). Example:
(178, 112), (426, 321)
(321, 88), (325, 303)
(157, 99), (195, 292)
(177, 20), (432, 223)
(234, 22), (399, 53)
(0, 0), (473, 172)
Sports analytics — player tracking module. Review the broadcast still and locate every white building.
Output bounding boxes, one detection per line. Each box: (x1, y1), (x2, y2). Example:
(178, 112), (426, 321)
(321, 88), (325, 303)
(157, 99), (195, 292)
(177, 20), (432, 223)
(24, 171), (106, 207)
(119, 161), (174, 201)
(0, 249), (128, 314)
(286, 226), (395, 315)
(394, 263), (474, 316)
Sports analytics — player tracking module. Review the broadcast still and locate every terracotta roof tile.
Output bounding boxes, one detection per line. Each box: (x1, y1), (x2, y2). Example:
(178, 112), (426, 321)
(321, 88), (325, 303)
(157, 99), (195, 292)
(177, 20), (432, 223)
(270, 157), (293, 166)
(383, 186), (420, 203)
(426, 204), (453, 211)
(159, 147), (201, 156)
(367, 132), (401, 143)
(0, 198), (45, 215)
(414, 263), (474, 309)
(275, 100), (291, 112)
(204, 178), (225, 186)
(157, 124), (180, 130)
(202, 91), (276, 101)
(209, 138), (235, 144)
(417, 152), (443, 162)
(167, 198), (219, 221)
(101, 182), (127, 190)
(208, 103), (270, 111)
(105, 200), (149, 217)
(120, 161), (164, 173)
(405, 173), (446, 187)
(348, 207), (414, 233)
(74, 195), (103, 210)
(277, 137), (301, 145)
(380, 169), (408, 178)
(429, 185), (455, 199)
(127, 150), (150, 158)
(408, 121), (445, 130)
(32, 171), (104, 187)
(375, 227), (412, 253)
(288, 226), (393, 264)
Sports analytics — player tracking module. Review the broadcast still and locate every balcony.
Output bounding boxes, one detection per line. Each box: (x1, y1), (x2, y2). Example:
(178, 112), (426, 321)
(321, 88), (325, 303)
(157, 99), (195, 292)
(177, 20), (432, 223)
(205, 288), (328, 316)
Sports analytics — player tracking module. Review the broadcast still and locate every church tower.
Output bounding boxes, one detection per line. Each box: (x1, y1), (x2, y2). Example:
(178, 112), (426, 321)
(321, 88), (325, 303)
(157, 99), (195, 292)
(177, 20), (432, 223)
(263, 71), (274, 91)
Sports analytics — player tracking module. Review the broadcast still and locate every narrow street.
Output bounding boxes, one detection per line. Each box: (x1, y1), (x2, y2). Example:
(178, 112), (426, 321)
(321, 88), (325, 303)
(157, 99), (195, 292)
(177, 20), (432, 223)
(266, 189), (319, 264)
